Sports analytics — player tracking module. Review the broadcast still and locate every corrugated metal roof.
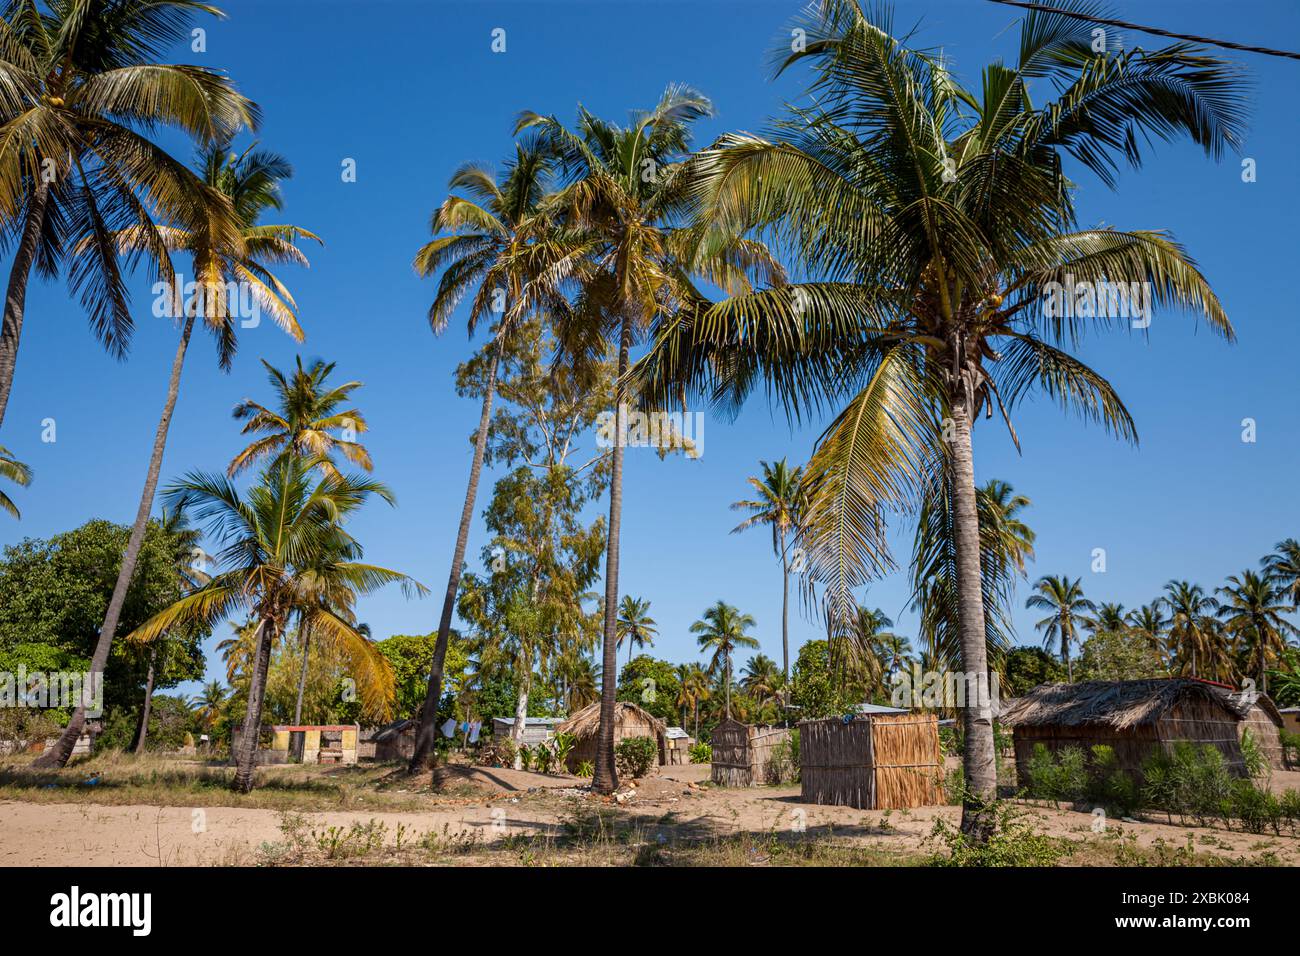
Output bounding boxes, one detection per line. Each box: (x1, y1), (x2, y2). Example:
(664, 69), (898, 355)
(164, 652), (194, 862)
(490, 716), (564, 726)
(854, 702), (911, 715)
(664, 726), (690, 739)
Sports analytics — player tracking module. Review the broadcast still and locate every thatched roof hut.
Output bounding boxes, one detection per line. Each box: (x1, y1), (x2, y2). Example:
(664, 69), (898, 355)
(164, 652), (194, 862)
(799, 712), (943, 810)
(1000, 679), (1248, 781)
(1216, 688), (1285, 770)
(710, 718), (791, 786)
(556, 702), (666, 773)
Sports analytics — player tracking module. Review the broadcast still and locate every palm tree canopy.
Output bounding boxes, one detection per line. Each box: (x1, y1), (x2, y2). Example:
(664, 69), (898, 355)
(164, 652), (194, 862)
(0, 442), (32, 517)
(731, 457), (804, 558)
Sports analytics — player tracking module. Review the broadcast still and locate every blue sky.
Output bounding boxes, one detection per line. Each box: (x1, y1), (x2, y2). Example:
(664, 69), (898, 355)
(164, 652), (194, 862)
(1, 0), (1297, 697)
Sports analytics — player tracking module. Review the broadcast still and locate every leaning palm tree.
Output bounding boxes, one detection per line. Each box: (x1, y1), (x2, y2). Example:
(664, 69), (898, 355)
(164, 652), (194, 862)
(691, 600), (760, 719)
(513, 86), (782, 792)
(1027, 576), (1094, 682)
(632, 0), (1243, 838)
(615, 596), (657, 667)
(0, 0), (257, 428)
(35, 140), (316, 769)
(1217, 570), (1298, 695)
(228, 357), (370, 479)
(731, 458), (804, 681)
(407, 142), (555, 772)
(0, 442), (30, 516)
(123, 457), (421, 792)
(1262, 539), (1300, 612)
(1162, 580), (1230, 681)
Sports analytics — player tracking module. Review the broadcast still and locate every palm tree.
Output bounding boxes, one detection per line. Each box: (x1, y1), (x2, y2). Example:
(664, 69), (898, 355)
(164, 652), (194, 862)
(1127, 602), (1170, 669)
(228, 357), (370, 478)
(133, 504), (208, 754)
(635, 2), (1243, 838)
(1217, 571), (1299, 695)
(35, 140), (316, 769)
(0, 0), (257, 428)
(676, 662), (710, 738)
(1162, 580), (1230, 681)
(912, 477), (1035, 681)
(1027, 576), (1094, 682)
(731, 458), (804, 681)
(615, 596), (657, 667)
(0, 443), (30, 517)
(740, 653), (783, 716)
(559, 653), (601, 712)
(217, 617), (263, 686)
(691, 600), (760, 719)
(191, 680), (227, 734)
(407, 142), (555, 772)
(831, 603), (890, 698)
(1084, 602), (1128, 637)
(1262, 539), (1300, 611)
(123, 457), (420, 791)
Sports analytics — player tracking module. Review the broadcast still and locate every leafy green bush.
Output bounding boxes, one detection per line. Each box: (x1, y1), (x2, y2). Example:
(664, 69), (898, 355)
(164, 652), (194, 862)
(552, 732), (575, 768)
(688, 741), (712, 764)
(1089, 745), (1140, 816)
(1141, 742), (1233, 825)
(577, 759), (594, 778)
(1227, 779), (1281, 835)
(1240, 728), (1267, 781)
(1280, 789), (1300, 834)
(1024, 744), (1088, 805)
(927, 803), (1071, 867)
(1280, 729), (1300, 769)
(938, 726), (963, 757)
(615, 736), (658, 778)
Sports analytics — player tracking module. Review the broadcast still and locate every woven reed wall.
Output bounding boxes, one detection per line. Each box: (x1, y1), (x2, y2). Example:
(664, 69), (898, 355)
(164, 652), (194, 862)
(799, 714), (942, 809)
(710, 720), (791, 786)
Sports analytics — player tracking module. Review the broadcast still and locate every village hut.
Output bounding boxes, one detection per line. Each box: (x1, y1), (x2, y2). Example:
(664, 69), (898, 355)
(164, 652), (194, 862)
(1282, 707), (1300, 737)
(556, 701), (666, 773)
(371, 718), (417, 761)
(1000, 679), (1248, 781)
(663, 727), (694, 765)
(710, 718), (791, 786)
(799, 712), (943, 810)
(490, 716), (563, 747)
(1216, 688), (1285, 770)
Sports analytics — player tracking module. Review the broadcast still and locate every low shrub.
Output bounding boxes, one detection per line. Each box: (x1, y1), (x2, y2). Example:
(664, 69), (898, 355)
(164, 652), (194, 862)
(615, 736), (658, 778)
(766, 730), (800, 784)
(927, 803), (1072, 867)
(688, 741), (712, 764)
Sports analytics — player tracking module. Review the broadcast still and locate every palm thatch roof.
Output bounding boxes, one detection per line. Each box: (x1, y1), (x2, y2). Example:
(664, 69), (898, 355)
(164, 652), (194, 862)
(557, 701), (666, 739)
(999, 679), (1238, 731)
(1217, 687), (1283, 724)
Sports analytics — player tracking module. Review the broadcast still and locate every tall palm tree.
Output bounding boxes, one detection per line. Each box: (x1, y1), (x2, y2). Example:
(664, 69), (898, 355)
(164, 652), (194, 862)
(559, 653), (601, 712)
(615, 595), (657, 667)
(1217, 570), (1298, 695)
(407, 142), (555, 772)
(0, 442), (30, 516)
(691, 600), (760, 719)
(674, 662), (710, 735)
(0, 0), (257, 428)
(1262, 539), (1300, 612)
(36, 140), (316, 769)
(633, 1), (1242, 837)
(191, 680), (227, 733)
(1027, 576), (1094, 682)
(514, 87), (782, 793)
(740, 653), (783, 716)
(228, 357), (370, 479)
(731, 457), (804, 681)
(216, 617), (263, 686)
(1084, 602), (1128, 637)
(124, 457), (420, 791)
(1162, 580), (1229, 681)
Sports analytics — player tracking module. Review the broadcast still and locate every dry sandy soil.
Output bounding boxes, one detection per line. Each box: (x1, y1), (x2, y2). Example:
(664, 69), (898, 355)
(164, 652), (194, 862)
(2, 761), (1297, 866)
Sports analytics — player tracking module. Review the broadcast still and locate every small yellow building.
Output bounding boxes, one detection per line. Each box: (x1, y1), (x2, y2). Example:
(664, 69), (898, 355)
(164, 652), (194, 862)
(268, 724), (359, 765)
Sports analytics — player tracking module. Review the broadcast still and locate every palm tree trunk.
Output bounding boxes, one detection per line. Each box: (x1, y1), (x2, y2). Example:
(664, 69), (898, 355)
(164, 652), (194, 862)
(0, 181), (51, 430)
(949, 399), (997, 843)
(133, 644), (159, 756)
(293, 625), (311, 726)
(409, 347), (500, 772)
(780, 529), (790, 683)
(233, 619), (273, 793)
(1062, 631), (1073, 683)
(511, 674), (529, 770)
(592, 313), (633, 794)
(725, 651), (732, 719)
(34, 311), (197, 769)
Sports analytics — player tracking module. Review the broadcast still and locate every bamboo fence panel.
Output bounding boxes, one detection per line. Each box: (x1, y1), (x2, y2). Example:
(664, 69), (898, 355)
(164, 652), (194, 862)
(799, 714), (942, 809)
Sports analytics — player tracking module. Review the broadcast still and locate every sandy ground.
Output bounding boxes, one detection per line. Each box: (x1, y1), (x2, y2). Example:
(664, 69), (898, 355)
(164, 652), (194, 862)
(3, 761), (1297, 866)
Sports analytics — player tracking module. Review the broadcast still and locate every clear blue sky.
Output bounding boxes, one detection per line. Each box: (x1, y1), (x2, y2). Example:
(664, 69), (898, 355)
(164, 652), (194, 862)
(2, 1), (1297, 698)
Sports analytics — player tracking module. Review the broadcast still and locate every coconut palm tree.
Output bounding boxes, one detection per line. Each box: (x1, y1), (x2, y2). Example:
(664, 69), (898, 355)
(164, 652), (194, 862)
(731, 458), (804, 681)
(0, 442), (30, 517)
(1162, 580), (1230, 681)
(740, 653), (783, 716)
(35, 140), (316, 768)
(407, 142), (556, 772)
(1217, 571), (1299, 695)
(0, 0), (257, 428)
(635, 2), (1243, 837)
(1027, 576), (1094, 682)
(559, 653), (601, 712)
(123, 457), (421, 792)
(692, 600), (760, 719)
(1262, 539), (1300, 612)
(512, 85), (783, 793)
(1084, 602), (1128, 637)
(228, 357), (370, 479)
(676, 662), (710, 738)
(615, 596), (657, 667)
(1126, 602), (1170, 668)
(191, 680), (227, 733)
